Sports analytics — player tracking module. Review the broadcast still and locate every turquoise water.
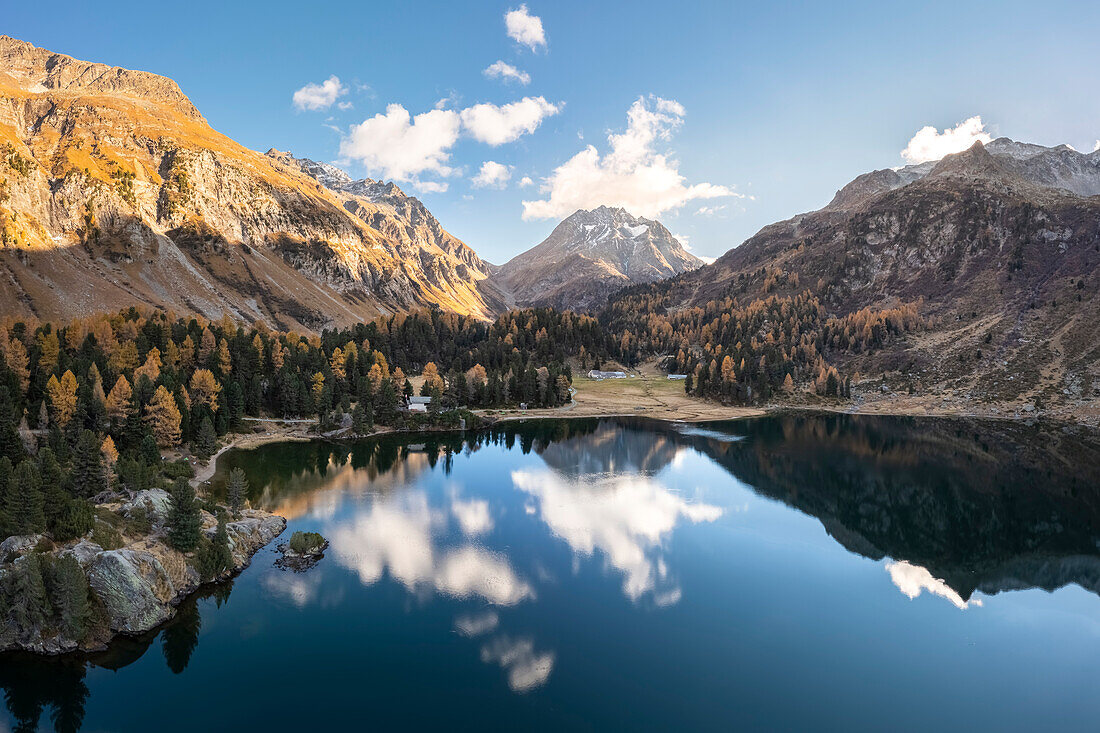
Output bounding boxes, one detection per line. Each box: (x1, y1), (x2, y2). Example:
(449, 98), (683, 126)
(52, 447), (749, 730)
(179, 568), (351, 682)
(3, 414), (1100, 731)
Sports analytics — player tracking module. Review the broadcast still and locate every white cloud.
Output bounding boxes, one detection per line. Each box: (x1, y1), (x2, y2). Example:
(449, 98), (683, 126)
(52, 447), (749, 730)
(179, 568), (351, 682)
(414, 180), (449, 194)
(461, 97), (560, 146)
(696, 204), (726, 217)
(480, 636), (555, 692)
(292, 75), (348, 111)
(522, 96), (737, 221)
(505, 4), (546, 51)
(472, 161), (513, 189)
(434, 91), (460, 110)
(900, 115), (993, 164)
(484, 60), (531, 86)
(339, 97), (556, 186)
(886, 561), (981, 610)
(339, 103), (461, 182)
(518, 176), (534, 188)
(512, 468), (722, 601)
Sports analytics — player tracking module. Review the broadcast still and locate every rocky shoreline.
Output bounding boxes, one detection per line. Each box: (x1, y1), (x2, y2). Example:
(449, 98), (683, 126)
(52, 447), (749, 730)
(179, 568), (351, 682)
(0, 490), (285, 656)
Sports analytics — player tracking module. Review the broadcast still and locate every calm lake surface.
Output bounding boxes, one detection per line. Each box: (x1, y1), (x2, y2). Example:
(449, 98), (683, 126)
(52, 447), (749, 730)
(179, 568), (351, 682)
(3, 414), (1100, 731)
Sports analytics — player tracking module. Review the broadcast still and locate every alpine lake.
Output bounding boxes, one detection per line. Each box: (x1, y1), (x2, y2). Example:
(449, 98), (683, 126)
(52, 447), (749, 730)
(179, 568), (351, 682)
(3, 413), (1100, 732)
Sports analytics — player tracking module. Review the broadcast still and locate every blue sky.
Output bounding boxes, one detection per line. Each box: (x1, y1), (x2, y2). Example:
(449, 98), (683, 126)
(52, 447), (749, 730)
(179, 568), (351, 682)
(6, 0), (1100, 263)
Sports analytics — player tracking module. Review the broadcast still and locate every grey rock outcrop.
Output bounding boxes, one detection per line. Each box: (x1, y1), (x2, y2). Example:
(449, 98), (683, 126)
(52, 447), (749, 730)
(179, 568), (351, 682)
(61, 540), (104, 568)
(121, 489), (173, 527)
(0, 534), (44, 560)
(88, 550), (179, 634)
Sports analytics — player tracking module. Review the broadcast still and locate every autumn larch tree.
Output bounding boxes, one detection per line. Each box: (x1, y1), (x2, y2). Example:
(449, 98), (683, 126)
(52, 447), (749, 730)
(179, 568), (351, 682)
(145, 385), (182, 447)
(46, 370), (79, 427)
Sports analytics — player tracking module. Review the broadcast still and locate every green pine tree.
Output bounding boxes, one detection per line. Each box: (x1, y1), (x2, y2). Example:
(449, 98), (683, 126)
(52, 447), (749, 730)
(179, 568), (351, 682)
(166, 478), (201, 552)
(6, 460), (45, 535)
(53, 499), (95, 543)
(374, 379), (399, 425)
(0, 456), (12, 528)
(226, 468), (248, 512)
(70, 430), (105, 499)
(210, 512), (232, 577)
(194, 418), (217, 460)
(8, 552), (50, 632)
(351, 402), (373, 434)
(0, 386), (24, 464)
(37, 446), (71, 532)
(47, 554), (90, 640)
(141, 434), (161, 466)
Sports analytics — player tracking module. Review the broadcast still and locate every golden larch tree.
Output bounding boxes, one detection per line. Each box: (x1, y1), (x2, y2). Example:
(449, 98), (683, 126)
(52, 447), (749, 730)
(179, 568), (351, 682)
(105, 375), (134, 421)
(46, 370), (79, 426)
(145, 385), (182, 447)
(189, 369), (222, 412)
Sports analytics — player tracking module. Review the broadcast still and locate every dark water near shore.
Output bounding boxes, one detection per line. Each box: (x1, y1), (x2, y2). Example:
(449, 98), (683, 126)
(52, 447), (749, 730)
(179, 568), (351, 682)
(3, 414), (1100, 732)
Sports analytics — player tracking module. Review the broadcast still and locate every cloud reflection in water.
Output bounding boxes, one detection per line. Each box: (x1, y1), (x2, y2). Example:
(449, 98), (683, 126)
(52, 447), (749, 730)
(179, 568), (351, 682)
(480, 636), (555, 692)
(511, 469), (723, 602)
(886, 561), (982, 610)
(326, 491), (532, 605)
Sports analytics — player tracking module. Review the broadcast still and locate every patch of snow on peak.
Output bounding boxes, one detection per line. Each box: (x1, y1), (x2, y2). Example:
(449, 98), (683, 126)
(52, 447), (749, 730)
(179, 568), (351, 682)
(625, 224), (649, 238)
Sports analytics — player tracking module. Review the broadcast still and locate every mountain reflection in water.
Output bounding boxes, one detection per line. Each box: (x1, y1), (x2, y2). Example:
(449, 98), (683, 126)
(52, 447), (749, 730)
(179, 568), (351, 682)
(3, 413), (1100, 731)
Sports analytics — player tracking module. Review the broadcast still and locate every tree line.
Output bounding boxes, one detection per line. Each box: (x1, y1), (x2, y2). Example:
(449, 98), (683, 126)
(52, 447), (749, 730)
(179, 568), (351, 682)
(599, 288), (922, 403)
(0, 306), (596, 541)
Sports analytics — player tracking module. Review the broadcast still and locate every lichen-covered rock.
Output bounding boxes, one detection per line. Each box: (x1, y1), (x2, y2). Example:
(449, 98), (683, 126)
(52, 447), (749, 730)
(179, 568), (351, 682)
(0, 534), (44, 561)
(61, 539), (103, 568)
(120, 489), (173, 527)
(87, 549), (177, 634)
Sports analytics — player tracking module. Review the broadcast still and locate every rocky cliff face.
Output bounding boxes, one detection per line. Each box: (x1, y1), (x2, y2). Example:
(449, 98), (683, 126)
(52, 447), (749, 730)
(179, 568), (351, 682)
(494, 206), (702, 311)
(0, 35), (500, 330)
(268, 151), (508, 314)
(0, 497), (285, 655)
(616, 140), (1100, 410)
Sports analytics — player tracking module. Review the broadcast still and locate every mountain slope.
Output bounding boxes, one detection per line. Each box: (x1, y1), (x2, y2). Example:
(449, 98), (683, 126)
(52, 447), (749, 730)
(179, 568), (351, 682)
(494, 206), (702, 311)
(611, 140), (1100, 409)
(0, 35), (499, 330)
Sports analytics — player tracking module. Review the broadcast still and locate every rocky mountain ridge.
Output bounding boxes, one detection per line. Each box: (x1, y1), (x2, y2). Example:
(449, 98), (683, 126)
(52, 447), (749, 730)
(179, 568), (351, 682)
(0, 35), (500, 330)
(494, 206), (702, 311)
(826, 137), (1100, 211)
(615, 139), (1100, 412)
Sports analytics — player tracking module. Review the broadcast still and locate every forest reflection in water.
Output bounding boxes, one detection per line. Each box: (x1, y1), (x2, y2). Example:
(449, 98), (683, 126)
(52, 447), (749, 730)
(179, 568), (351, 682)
(3, 413), (1100, 732)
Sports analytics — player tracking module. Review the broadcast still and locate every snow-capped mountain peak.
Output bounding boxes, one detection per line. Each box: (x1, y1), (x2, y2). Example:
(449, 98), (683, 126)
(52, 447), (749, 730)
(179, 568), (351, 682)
(494, 206), (703, 311)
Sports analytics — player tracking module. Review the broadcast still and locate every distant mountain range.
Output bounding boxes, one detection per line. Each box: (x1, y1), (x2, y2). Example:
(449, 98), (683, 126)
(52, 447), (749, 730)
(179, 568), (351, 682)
(614, 138), (1100, 404)
(1, 34), (1098, 410)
